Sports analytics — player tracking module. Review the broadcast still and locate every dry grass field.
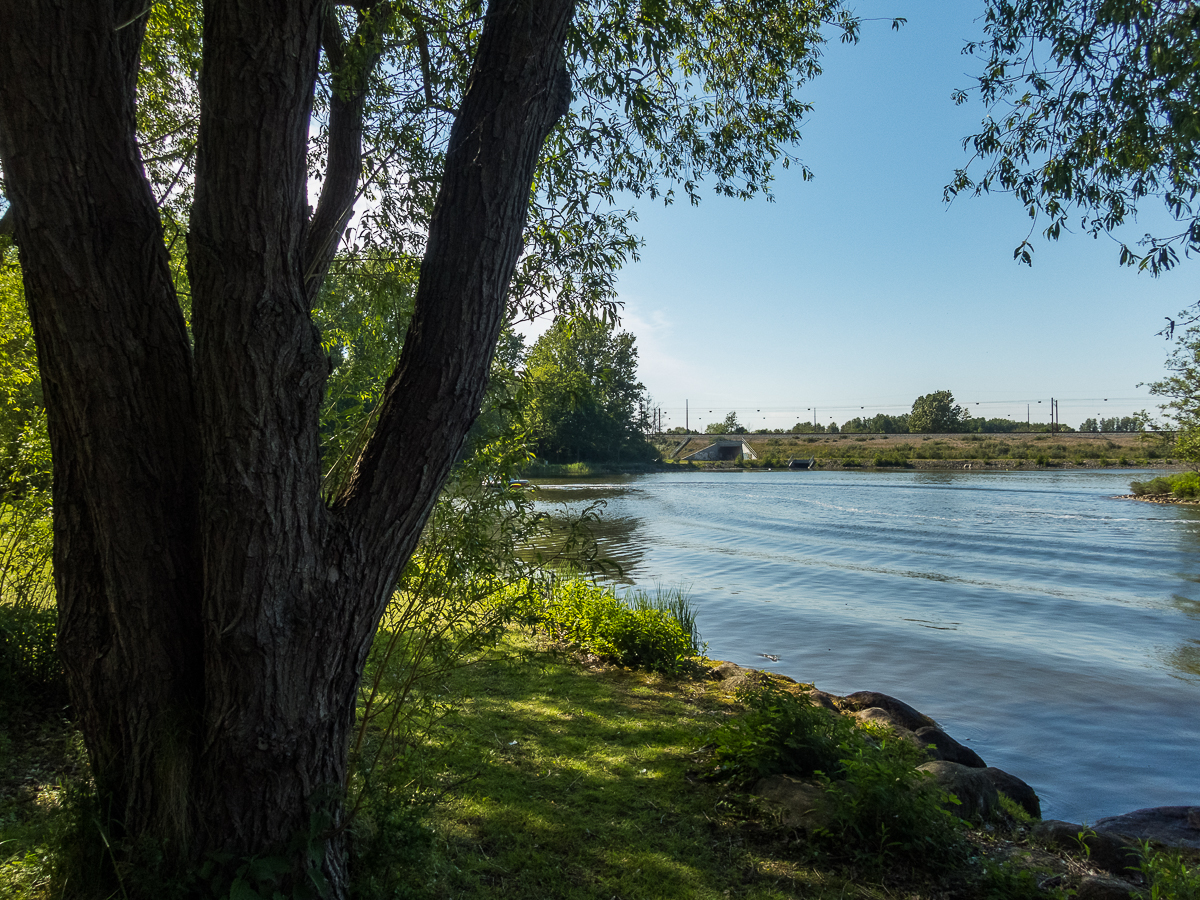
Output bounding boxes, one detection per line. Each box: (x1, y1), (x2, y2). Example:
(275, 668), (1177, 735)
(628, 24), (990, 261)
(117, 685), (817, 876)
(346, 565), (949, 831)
(651, 431), (1175, 470)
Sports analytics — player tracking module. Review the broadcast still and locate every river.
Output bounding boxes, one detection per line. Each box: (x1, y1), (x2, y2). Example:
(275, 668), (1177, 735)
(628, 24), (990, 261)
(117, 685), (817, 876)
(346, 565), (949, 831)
(531, 469), (1200, 824)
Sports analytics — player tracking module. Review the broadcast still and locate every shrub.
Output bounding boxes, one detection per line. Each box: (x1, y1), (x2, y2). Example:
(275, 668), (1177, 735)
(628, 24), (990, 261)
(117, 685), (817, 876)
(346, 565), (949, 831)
(820, 742), (963, 865)
(872, 450), (910, 468)
(526, 578), (701, 674)
(710, 683), (966, 869)
(1131, 476), (1174, 495)
(0, 601), (60, 698)
(710, 683), (860, 784)
(1169, 471), (1200, 498)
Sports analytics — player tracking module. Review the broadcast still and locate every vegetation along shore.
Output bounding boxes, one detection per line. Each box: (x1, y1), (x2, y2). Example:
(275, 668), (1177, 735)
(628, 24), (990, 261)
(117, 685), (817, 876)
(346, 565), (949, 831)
(4, 579), (1199, 900)
(641, 431), (1175, 472)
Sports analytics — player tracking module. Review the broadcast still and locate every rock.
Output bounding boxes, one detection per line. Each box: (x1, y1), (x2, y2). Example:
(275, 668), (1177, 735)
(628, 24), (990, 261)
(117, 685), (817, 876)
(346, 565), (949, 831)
(981, 767), (1041, 819)
(842, 691), (936, 731)
(917, 760), (999, 822)
(854, 707), (919, 735)
(710, 661), (750, 681)
(1033, 820), (1142, 875)
(806, 690), (841, 712)
(914, 726), (987, 768)
(1093, 806), (1200, 851)
(753, 774), (833, 830)
(1076, 876), (1139, 900)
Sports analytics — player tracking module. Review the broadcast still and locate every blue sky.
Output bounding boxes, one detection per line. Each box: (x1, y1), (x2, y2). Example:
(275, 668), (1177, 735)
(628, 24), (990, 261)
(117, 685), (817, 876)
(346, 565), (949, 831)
(582, 1), (1196, 432)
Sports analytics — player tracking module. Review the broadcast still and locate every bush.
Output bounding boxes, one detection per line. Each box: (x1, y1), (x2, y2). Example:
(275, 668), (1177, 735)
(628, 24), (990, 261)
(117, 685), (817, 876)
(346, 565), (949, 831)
(710, 683), (859, 784)
(1132, 476), (1176, 495)
(1169, 471), (1200, 498)
(525, 579), (702, 674)
(872, 450), (910, 468)
(0, 601), (60, 698)
(820, 742), (963, 865)
(710, 683), (966, 869)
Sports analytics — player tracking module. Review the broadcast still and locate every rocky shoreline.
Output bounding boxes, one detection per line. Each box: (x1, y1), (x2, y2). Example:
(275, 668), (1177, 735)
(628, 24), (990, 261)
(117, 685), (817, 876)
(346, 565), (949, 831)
(1116, 493), (1200, 505)
(707, 659), (1199, 895)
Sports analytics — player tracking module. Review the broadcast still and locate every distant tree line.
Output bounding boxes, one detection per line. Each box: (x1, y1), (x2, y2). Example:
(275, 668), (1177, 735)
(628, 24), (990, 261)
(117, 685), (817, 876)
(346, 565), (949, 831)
(684, 391), (1152, 435)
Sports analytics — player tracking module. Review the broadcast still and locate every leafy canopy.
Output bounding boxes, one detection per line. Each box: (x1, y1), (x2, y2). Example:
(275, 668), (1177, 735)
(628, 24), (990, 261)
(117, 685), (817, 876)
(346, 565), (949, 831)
(524, 315), (652, 463)
(949, 0), (1200, 274)
(909, 390), (966, 433)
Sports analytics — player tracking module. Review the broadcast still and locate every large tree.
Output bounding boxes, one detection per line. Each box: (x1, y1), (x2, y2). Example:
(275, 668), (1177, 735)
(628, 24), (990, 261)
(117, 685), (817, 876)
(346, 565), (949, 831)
(0, 0), (864, 891)
(909, 390), (966, 433)
(524, 316), (650, 463)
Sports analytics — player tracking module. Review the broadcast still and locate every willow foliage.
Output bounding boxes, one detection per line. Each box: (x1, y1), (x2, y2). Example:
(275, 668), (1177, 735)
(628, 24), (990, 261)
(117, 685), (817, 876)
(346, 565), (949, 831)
(950, 0), (1200, 275)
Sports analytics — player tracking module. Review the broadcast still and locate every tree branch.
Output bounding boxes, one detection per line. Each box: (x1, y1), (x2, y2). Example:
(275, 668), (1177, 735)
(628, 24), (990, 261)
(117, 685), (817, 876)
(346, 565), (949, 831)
(0, 204), (13, 237)
(333, 0), (575, 594)
(302, 4), (387, 302)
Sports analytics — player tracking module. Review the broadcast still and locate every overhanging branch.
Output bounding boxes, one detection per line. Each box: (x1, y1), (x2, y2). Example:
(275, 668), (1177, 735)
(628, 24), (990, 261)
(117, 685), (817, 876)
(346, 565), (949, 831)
(302, 4), (387, 302)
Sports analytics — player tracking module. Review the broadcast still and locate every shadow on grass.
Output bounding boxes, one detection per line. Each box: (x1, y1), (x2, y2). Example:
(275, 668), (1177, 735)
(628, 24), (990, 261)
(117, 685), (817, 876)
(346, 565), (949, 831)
(395, 634), (888, 900)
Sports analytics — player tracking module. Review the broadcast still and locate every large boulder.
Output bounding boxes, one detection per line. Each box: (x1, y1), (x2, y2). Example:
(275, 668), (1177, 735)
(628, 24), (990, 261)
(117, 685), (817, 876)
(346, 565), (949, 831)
(1033, 820), (1142, 875)
(917, 760), (999, 821)
(854, 707), (920, 737)
(981, 767), (1041, 819)
(753, 774), (833, 830)
(841, 691), (936, 731)
(914, 726), (987, 768)
(1093, 806), (1200, 851)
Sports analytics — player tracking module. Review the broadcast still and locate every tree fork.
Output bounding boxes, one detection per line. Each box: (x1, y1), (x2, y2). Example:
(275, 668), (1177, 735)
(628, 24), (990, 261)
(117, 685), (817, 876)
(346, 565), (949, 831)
(187, 0), (576, 890)
(1, 0), (575, 890)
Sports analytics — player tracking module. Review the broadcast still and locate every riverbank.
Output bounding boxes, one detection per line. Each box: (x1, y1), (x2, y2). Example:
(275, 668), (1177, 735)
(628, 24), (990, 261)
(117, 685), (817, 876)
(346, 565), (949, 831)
(2, 628), (1196, 899)
(331, 632), (1200, 899)
(651, 431), (1172, 471)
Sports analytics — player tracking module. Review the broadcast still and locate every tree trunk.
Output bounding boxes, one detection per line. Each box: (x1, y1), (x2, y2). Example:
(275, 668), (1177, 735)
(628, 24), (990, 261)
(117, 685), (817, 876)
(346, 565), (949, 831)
(0, 0), (204, 850)
(1, 0), (574, 893)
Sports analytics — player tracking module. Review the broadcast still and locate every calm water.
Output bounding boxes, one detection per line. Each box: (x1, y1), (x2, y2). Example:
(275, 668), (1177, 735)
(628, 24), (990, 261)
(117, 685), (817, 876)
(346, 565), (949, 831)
(532, 469), (1200, 824)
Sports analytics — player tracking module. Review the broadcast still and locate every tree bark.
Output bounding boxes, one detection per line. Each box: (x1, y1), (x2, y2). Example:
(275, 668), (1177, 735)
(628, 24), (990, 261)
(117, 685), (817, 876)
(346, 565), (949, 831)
(0, 0), (204, 850)
(0, 0), (574, 892)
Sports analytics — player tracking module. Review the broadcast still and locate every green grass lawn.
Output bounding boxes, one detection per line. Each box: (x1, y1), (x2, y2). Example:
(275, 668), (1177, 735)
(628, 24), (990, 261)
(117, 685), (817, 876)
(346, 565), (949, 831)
(374, 633), (938, 900)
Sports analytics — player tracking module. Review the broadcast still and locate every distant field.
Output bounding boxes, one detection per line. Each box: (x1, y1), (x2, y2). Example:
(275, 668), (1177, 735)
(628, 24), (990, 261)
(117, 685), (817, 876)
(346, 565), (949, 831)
(651, 431), (1174, 469)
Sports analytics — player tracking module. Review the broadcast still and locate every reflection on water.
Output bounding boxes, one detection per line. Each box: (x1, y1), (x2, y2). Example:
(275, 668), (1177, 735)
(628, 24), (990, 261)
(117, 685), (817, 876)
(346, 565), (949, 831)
(531, 469), (1200, 823)
(1167, 640), (1200, 678)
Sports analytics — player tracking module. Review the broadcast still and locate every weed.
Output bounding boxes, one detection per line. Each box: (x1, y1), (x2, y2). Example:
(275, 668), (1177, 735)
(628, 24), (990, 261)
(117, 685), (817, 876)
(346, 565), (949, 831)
(974, 859), (1050, 900)
(817, 741), (963, 868)
(710, 684), (965, 871)
(872, 450), (910, 468)
(1136, 842), (1200, 900)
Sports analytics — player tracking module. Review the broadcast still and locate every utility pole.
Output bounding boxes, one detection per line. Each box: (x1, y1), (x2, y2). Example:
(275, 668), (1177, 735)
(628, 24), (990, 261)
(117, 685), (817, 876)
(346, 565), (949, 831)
(686, 400), (689, 433)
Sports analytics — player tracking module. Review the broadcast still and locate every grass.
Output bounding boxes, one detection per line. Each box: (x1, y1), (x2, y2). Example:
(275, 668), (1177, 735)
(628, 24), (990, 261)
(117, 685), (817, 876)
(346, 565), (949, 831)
(367, 631), (951, 900)
(5, 612), (1196, 900)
